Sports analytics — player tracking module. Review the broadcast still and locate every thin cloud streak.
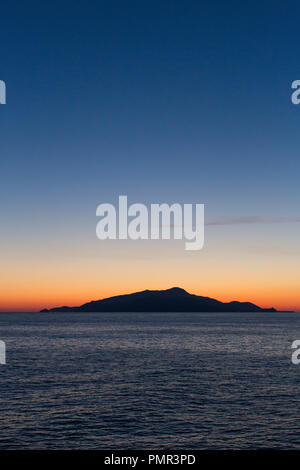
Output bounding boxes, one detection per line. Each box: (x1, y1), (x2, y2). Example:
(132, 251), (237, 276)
(206, 217), (300, 226)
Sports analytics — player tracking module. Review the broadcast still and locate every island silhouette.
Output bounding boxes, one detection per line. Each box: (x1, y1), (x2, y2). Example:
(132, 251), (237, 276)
(40, 287), (277, 313)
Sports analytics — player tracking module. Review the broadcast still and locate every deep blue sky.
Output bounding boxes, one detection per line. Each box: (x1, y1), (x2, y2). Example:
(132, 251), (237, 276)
(1, 1), (300, 215)
(1, 1), (300, 310)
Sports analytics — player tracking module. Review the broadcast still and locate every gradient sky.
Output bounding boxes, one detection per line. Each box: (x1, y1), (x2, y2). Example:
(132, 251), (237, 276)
(1, 1), (299, 311)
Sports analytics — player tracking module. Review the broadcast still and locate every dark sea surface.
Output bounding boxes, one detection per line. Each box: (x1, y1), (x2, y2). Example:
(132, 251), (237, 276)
(0, 311), (299, 449)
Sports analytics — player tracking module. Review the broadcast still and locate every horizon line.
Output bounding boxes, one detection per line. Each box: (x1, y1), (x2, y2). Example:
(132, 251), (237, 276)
(0, 286), (297, 313)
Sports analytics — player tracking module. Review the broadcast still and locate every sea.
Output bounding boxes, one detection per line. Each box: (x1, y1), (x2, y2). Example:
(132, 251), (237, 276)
(0, 311), (299, 449)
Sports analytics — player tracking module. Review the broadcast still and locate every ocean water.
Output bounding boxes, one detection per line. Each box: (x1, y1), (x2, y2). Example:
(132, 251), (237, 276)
(0, 311), (299, 449)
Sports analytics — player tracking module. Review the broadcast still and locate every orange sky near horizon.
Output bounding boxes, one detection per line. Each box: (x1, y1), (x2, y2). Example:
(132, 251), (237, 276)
(1, 224), (299, 313)
(1, 249), (299, 312)
(0, 284), (299, 313)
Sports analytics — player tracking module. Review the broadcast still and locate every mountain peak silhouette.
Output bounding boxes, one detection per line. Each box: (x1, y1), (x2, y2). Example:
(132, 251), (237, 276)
(161, 287), (189, 294)
(41, 287), (277, 313)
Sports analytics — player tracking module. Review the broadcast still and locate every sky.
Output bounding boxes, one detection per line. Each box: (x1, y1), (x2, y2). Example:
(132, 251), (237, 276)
(0, 1), (299, 311)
